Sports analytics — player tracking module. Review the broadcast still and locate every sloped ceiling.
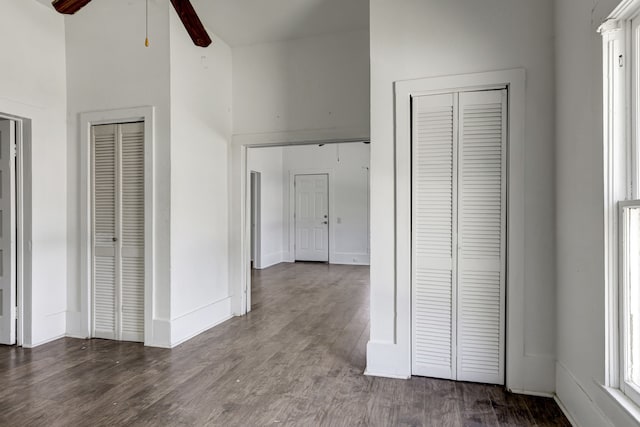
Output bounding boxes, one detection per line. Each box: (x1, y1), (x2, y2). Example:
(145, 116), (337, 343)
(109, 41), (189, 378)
(35, 0), (369, 47)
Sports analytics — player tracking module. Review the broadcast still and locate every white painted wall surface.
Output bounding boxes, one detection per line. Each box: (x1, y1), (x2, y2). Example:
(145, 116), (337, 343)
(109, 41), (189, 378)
(554, 1), (639, 425)
(282, 143), (370, 265)
(232, 30), (370, 138)
(64, 0), (172, 344)
(368, 0), (556, 393)
(168, 14), (233, 346)
(247, 147), (285, 269)
(229, 30), (370, 314)
(0, 1), (68, 347)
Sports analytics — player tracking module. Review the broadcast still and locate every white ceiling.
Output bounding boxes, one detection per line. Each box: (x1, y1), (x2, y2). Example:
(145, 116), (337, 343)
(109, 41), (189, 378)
(192, 0), (369, 47)
(34, 0), (369, 47)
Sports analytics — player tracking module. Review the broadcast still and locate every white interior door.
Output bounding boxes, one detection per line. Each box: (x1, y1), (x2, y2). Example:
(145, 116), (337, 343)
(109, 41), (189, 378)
(411, 89), (506, 385)
(92, 122), (144, 342)
(411, 93), (457, 379)
(0, 120), (16, 346)
(456, 90), (507, 384)
(295, 174), (329, 262)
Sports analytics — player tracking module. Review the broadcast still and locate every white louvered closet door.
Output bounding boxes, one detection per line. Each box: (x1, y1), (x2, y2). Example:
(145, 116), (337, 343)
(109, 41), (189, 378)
(92, 122), (144, 343)
(411, 93), (458, 379)
(411, 89), (506, 385)
(456, 90), (506, 384)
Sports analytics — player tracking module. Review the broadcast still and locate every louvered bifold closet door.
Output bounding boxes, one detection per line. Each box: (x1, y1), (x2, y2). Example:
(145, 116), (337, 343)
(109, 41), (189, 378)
(411, 93), (458, 379)
(92, 124), (118, 340)
(120, 122), (145, 342)
(456, 90), (507, 385)
(92, 122), (144, 343)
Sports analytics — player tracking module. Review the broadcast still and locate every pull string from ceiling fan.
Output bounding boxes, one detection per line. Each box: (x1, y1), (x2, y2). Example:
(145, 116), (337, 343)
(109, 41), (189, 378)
(145, 0), (150, 47)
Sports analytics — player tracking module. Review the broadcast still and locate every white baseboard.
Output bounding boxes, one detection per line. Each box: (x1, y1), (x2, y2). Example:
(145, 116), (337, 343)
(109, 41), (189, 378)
(147, 318), (171, 348)
(330, 252), (370, 265)
(65, 310), (89, 339)
(257, 251), (285, 269)
(555, 394), (579, 427)
(170, 297), (233, 347)
(26, 311), (66, 348)
(366, 340), (411, 379)
(555, 361), (614, 427)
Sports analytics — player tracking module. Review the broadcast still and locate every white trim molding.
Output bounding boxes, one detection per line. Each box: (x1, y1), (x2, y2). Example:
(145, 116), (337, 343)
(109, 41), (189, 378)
(77, 106), (158, 347)
(368, 69), (532, 391)
(230, 128), (370, 317)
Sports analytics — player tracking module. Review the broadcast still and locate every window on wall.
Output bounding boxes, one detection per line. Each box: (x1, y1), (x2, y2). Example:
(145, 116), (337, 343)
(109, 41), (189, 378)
(601, 0), (640, 409)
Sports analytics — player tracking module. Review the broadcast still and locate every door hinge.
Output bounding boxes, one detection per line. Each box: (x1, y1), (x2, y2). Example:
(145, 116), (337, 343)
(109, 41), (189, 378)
(619, 54), (624, 68)
(12, 143), (17, 158)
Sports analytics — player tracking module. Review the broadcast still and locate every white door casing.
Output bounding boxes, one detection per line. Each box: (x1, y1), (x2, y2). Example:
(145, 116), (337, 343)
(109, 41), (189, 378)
(0, 120), (16, 346)
(411, 89), (507, 385)
(92, 122), (145, 342)
(295, 174), (329, 262)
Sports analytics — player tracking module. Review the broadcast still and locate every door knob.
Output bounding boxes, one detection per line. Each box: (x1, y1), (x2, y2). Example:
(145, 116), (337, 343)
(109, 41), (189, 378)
(322, 221), (328, 225)
(112, 237), (118, 242)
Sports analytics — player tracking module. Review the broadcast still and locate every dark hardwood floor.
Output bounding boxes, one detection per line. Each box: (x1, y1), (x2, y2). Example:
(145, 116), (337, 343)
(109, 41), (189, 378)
(0, 262), (570, 426)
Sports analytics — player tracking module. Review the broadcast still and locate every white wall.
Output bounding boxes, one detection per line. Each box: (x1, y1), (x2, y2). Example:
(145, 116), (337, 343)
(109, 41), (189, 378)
(247, 147), (285, 269)
(282, 143), (370, 265)
(168, 14), (233, 346)
(229, 30), (370, 314)
(0, 0), (68, 347)
(554, 1), (639, 425)
(232, 30), (370, 139)
(64, 0), (172, 344)
(368, 0), (556, 393)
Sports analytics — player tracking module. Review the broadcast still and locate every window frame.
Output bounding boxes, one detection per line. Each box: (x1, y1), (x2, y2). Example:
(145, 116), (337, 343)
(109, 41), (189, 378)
(620, 201), (640, 404)
(601, 0), (640, 408)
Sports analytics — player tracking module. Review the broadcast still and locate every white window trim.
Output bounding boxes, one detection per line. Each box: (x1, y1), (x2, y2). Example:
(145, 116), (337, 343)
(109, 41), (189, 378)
(600, 0), (640, 407)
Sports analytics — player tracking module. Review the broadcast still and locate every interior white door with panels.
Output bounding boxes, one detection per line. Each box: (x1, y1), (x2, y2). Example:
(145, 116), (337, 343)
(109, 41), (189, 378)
(0, 120), (16, 346)
(92, 122), (145, 342)
(411, 89), (507, 385)
(295, 174), (329, 262)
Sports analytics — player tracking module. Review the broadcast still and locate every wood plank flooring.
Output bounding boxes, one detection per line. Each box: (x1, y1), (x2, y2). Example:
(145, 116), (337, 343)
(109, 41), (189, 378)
(0, 262), (570, 426)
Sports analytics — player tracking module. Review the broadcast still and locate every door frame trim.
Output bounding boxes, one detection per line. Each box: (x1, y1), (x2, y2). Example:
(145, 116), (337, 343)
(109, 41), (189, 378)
(249, 170), (262, 271)
(80, 107), (155, 345)
(392, 69), (530, 392)
(290, 171), (333, 263)
(0, 114), (27, 348)
(232, 132), (369, 317)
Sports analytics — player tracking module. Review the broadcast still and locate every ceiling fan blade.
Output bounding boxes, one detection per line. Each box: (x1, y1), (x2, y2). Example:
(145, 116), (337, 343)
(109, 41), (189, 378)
(51, 0), (92, 14)
(170, 0), (212, 47)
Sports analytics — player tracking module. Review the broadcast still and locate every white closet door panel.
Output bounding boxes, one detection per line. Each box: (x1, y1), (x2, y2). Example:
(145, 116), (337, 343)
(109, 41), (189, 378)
(456, 90), (506, 385)
(120, 122), (144, 341)
(411, 93), (458, 379)
(92, 124), (118, 340)
(0, 120), (16, 345)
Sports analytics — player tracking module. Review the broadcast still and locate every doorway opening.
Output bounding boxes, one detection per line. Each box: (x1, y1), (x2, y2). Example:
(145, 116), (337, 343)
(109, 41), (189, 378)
(0, 114), (27, 348)
(244, 142), (370, 313)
